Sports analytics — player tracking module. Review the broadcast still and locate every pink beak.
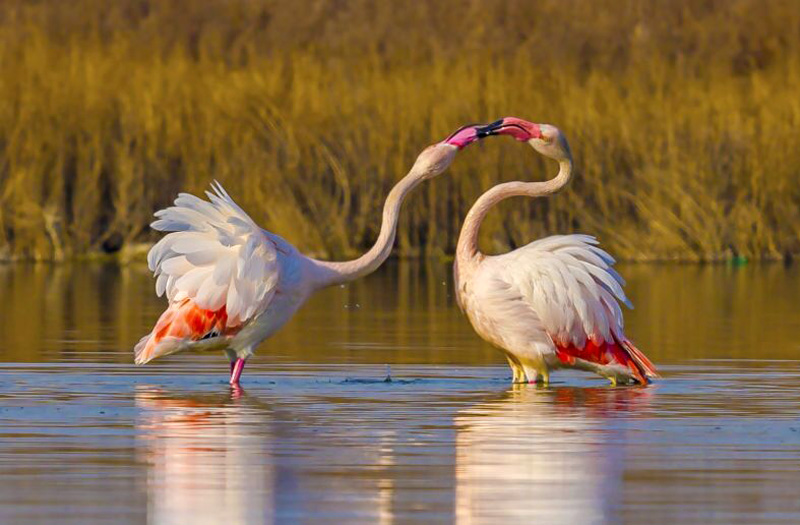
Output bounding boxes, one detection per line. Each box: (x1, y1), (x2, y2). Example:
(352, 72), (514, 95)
(477, 117), (542, 141)
(441, 124), (483, 149)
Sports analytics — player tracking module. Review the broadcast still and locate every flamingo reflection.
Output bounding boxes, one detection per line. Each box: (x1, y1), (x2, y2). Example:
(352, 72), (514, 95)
(135, 387), (274, 525)
(455, 385), (652, 524)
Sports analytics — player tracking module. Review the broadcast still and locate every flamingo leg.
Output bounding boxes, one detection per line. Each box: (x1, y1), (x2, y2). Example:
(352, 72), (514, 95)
(230, 358), (247, 385)
(505, 355), (526, 383)
(539, 371), (550, 386)
(527, 370), (549, 386)
(520, 361), (547, 386)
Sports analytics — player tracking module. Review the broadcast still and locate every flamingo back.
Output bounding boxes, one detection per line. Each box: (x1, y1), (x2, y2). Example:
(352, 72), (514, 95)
(496, 235), (629, 348)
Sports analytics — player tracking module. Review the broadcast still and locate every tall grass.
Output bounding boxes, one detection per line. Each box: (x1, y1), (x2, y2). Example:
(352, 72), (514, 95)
(1, 0), (798, 261)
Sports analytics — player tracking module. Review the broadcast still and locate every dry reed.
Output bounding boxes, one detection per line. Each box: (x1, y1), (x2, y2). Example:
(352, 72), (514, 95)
(1, 0), (798, 261)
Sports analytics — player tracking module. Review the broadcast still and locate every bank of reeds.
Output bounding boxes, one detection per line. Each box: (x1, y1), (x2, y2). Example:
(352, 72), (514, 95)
(1, 0), (798, 262)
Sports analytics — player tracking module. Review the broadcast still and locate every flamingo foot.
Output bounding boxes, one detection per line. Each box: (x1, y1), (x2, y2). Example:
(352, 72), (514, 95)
(530, 373), (549, 387)
(230, 358), (247, 385)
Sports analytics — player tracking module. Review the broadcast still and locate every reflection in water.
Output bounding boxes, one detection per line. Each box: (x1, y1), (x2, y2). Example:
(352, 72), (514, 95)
(136, 388), (274, 525)
(134, 386), (401, 524)
(456, 386), (652, 524)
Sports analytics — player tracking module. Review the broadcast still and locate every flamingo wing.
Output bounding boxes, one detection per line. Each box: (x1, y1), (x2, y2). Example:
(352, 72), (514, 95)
(134, 182), (281, 364)
(486, 234), (658, 380)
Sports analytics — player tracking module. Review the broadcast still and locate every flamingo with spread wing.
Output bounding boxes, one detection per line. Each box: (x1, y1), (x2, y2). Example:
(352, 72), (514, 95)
(458, 118), (660, 385)
(135, 125), (484, 385)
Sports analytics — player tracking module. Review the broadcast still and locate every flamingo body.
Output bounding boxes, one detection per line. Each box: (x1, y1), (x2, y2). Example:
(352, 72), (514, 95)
(134, 125), (486, 385)
(458, 119), (659, 385)
(456, 234), (656, 385)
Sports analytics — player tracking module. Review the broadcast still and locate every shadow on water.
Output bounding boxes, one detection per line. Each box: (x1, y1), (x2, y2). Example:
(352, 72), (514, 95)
(0, 261), (799, 523)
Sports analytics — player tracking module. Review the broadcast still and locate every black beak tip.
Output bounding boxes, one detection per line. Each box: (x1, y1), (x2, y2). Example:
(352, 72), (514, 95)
(476, 118), (506, 138)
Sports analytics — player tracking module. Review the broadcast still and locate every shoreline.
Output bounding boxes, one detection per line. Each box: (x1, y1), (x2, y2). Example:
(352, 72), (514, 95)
(0, 245), (790, 266)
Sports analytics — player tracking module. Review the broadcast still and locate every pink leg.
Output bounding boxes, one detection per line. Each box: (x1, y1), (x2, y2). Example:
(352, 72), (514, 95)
(230, 358), (246, 385)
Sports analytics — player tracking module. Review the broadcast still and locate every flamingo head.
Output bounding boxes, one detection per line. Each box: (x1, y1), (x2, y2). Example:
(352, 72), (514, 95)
(412, 124), (484, 178)
(477, 118), (571, 161)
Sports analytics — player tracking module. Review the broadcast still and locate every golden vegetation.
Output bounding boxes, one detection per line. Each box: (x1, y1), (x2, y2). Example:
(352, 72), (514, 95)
(0, 0), (798, 261)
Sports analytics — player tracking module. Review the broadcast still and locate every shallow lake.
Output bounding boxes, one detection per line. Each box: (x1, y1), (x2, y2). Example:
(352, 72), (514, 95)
(0, 261), (799, 524)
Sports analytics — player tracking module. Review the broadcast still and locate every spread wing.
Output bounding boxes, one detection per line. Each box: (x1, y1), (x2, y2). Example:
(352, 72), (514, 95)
(135, 182), (281, 364)
(489, 234), (631, 349)
(147, 181), (280, 327)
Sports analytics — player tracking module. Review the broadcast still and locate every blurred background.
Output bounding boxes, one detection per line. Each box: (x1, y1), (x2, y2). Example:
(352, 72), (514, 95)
(1, 0), (798, 262)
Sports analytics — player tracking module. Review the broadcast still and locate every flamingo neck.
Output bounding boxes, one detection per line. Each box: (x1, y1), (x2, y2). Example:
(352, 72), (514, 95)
(310, 168), (425, 287)
(455, 157), (573, 271)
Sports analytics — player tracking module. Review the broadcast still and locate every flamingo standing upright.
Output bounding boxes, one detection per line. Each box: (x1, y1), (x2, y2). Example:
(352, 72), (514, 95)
(135, 124), (485, 385)
(456, 118), (659, 385)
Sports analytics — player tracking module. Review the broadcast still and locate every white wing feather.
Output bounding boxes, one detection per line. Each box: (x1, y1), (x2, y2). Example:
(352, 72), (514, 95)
(486, 234), (630, 348)
(147, 181), (280, 327)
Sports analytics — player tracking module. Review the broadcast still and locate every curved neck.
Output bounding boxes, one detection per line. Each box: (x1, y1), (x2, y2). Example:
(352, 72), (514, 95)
(310, 168), (425, 287)
(456, 157), (573, 267)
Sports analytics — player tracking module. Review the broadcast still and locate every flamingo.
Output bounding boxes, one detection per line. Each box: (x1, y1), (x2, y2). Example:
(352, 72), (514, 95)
(134, 124), (485, 385)
(457, 118), (660, 385)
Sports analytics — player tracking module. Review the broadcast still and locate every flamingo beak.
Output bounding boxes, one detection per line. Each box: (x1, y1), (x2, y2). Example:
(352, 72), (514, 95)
(476, 119), (506, 138)
(476, 117), (542, 142)
(441, 124), (484, 149)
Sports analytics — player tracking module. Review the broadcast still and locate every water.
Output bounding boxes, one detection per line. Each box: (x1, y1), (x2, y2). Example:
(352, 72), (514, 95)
(0, 261), (799, 524)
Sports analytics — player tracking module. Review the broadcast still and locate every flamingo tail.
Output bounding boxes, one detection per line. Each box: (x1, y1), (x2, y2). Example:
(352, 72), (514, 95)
(555, 338), (659, 384)
(134, 299), (230, 365)
(620, 339), (660, 379)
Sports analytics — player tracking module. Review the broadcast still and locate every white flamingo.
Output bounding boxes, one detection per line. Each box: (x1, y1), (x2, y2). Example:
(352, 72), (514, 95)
(458, 118), (659, 385)
(134, 125), (484, 385)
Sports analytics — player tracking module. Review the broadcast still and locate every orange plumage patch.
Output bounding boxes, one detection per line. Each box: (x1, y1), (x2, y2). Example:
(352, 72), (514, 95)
(135, 299), (234, 364)
(555, 338), (659, 384)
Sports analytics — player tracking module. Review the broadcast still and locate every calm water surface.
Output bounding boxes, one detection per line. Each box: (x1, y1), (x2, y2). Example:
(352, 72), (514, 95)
(0, 261), (799, 524)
